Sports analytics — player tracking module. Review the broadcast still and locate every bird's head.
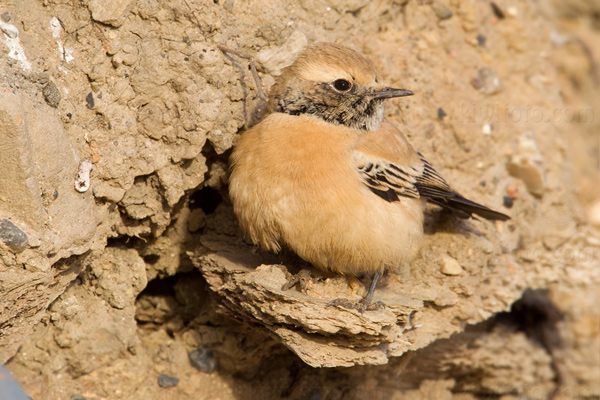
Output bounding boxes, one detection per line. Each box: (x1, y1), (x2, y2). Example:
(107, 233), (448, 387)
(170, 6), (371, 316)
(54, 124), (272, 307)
(267, 42), (413, 132)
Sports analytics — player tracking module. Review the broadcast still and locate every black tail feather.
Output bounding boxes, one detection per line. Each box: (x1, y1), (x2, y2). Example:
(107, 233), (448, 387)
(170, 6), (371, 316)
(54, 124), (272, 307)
(426, 192), (510, 221)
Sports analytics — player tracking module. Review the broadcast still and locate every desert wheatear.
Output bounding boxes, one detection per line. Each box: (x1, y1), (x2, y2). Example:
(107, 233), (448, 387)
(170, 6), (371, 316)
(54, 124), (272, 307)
(228, 43), (509, 310)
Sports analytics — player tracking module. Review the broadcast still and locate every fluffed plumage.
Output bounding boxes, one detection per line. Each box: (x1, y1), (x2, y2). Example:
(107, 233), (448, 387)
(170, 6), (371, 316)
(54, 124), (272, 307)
(228, 42), (509, 280)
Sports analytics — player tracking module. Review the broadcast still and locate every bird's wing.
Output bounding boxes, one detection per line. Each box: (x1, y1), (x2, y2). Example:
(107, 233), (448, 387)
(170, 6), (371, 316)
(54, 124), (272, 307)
(354, 120), (510, 221)
(352, 149), (422, 202)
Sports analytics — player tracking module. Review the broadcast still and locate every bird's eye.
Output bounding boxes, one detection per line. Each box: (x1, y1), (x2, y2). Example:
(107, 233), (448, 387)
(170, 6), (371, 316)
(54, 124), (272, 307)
(333, 79), (351, 91)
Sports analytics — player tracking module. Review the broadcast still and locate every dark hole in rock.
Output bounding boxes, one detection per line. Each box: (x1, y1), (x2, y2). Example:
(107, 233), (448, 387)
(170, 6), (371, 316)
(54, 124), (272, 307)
(138, 275), (178, 298)
(106, 236), (137, 248)
(493, 289), (562, 346)
(143, 254), (160, 264)
(189, 186), (223, 214)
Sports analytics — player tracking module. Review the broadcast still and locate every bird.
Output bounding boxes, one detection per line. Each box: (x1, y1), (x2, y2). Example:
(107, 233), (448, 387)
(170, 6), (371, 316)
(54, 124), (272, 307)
(228, 42), (510, 310)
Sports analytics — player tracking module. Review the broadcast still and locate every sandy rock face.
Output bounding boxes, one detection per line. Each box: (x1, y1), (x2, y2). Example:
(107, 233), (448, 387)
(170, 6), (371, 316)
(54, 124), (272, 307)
(88, 0), (137, 27)
(0, 0), (599, 399)
(0, 89), (100, 362)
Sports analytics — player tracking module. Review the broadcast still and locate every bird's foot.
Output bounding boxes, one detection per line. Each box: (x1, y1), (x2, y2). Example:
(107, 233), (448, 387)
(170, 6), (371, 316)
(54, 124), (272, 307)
(326, 297), (385, 313)
(281, 268), (315, 292)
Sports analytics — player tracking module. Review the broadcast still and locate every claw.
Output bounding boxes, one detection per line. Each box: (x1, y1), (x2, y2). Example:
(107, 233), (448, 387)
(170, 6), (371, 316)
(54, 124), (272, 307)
(281, 268), (313, 292)
(326, 297), (386, 313)
(325, 266), (386, 313)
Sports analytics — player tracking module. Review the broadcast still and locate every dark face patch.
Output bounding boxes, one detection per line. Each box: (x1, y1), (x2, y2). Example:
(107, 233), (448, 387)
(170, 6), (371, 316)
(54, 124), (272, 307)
(271, 78), (385, 131)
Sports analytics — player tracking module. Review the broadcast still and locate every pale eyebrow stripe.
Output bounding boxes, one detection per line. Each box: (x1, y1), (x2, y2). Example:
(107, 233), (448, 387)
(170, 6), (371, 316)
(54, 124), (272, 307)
(295, 62), (353, 82)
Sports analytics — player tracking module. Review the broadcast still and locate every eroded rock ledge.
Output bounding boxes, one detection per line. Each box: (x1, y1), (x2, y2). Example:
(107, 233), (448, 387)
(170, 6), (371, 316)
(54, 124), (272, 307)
(195, 211), (526, 368)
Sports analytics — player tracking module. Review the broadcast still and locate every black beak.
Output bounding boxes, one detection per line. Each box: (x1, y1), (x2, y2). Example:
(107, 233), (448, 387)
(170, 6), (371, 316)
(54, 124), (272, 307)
(372, 87), (414, 100)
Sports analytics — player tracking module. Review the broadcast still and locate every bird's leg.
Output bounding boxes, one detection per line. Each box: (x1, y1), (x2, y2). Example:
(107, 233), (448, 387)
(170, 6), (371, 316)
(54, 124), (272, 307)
(361, 265), (383, 308)
(217, 46), (268, 128)
(326, 265), (385, 313)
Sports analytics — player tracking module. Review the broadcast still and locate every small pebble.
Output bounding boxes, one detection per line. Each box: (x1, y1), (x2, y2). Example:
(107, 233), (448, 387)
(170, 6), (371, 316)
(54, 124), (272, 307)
(505, 184), (519, 199)
(0, 219), (29, 252)
(1, 11), (11, 22)
(476, 237), (495, 254)
(506, 131), (545, 196)
(441, 255), (463, 276)
(85, 92), (95, 109)
(188, 346), (216, 373)
(476, 34), (486, 47)
(503, 196), (514, 208)
(223, 0), (235, 12)
(42, 82), (61, 108)
(491, 2), (505, 19)
(433, 6), (453, 20)
(0, 22), (18, 38)
(482, 123), (492, 135)
(157, 374), (180, 388)
(71, 395), (87, 400)
(74, 159), (93, 193)
(470, 78), (483, 89)
(476, 68), (503, 95)
(437, 107), (447, 120)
